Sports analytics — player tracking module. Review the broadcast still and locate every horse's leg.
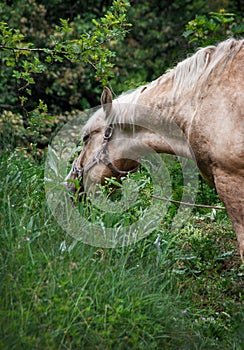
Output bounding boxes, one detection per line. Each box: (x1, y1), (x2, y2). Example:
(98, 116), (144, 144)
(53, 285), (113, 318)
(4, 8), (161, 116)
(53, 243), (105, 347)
(213, 168), (244, 263)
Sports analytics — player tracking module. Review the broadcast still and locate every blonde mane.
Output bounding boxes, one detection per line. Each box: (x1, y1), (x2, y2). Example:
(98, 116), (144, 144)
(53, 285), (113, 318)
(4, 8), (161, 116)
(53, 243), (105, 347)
(86, 39), (243, 129)
(172, 38), (243, 96)
(107, 87), (143, 125)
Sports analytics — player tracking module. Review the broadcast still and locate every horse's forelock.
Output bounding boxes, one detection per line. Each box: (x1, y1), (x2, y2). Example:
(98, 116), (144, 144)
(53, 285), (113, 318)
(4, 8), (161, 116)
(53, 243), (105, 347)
(83, 87), (142, 135)
(106, 87), (142, 126)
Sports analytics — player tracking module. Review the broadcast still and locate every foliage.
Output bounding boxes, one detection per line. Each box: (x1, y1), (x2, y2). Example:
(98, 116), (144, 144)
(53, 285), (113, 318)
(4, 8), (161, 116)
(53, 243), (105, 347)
(0, 0), (131, 152)
(71, 167), (153, 229)
(183, 8), (244, 47)
(0, 0), (131, 110)
(0, 150), (243, 349)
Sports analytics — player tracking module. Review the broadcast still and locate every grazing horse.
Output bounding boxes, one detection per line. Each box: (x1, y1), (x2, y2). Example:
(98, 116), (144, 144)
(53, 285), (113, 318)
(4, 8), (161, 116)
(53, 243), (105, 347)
(66, 39), (244, 261)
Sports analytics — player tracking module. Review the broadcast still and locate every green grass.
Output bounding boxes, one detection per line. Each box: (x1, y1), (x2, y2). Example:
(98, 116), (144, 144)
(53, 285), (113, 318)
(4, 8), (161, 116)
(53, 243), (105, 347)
(1, 150), (244, 350)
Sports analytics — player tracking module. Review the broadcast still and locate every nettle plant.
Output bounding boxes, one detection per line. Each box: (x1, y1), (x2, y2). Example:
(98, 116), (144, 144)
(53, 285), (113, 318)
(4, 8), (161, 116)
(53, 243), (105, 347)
(0, 0), (131, 144)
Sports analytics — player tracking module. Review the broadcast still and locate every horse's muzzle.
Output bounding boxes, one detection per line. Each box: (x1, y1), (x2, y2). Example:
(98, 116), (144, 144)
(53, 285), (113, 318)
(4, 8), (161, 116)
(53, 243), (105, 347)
(65, 160), (84, 196)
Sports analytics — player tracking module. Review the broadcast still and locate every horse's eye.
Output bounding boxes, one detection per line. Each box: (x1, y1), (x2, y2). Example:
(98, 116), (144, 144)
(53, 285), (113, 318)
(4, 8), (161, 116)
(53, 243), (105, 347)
(82, 134), (90, 145)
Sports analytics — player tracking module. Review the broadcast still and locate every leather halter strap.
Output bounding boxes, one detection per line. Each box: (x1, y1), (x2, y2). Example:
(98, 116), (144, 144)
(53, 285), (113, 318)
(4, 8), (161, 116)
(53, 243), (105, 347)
(71, 124), (139, 182)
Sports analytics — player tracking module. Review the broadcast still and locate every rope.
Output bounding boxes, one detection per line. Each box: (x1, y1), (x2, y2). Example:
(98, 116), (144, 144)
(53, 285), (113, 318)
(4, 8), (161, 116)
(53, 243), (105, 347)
(151, 194), (226, 210)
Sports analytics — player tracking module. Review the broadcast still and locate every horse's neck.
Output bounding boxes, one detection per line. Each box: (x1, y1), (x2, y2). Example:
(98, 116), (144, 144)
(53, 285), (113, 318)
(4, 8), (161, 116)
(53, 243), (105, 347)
(135, 79), (194, 159)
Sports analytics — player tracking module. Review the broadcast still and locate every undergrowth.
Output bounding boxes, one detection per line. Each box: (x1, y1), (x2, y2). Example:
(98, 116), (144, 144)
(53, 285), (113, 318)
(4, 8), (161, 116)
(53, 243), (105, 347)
(0, 150), (243, 350)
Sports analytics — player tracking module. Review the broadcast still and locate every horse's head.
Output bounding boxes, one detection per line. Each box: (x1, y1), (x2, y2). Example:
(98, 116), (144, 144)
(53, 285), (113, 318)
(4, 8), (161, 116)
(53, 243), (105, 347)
(65, 87), (141, 196)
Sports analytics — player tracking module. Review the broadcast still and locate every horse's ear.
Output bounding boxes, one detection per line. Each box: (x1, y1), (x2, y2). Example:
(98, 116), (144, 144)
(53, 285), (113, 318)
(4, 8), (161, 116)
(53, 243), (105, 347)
(101, 86), (113, 116)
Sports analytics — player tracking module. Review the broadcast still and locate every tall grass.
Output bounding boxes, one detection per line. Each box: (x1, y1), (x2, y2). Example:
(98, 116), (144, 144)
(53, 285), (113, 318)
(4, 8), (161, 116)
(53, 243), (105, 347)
(1, 150), (243, 349)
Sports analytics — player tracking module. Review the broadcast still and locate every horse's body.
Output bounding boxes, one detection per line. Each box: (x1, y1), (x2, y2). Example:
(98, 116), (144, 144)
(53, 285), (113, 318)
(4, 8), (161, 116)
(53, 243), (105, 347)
(66, 39), (244, 261)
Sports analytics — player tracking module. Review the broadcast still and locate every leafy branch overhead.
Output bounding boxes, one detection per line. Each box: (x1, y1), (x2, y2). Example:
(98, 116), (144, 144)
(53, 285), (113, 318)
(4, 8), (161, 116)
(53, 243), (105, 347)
(0, 0), (131, 97)
(183, 9), (244, 47)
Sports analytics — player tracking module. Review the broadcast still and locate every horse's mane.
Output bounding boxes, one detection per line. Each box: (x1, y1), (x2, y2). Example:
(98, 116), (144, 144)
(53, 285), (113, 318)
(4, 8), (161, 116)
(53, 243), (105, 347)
(94, 38), (243, 127)
(107, 87), (143, 125)
(172, 38), (243, 96)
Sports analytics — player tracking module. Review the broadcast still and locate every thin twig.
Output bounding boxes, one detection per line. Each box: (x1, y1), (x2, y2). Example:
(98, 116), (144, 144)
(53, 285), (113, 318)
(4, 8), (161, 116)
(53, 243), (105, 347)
(0, 45), (52, 52)
(151, 194), (225, 210)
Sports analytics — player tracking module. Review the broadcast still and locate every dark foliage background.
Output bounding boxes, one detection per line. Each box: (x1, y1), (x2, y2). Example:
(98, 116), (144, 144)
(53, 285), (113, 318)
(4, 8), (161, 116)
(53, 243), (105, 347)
(0, 0), (243, 116)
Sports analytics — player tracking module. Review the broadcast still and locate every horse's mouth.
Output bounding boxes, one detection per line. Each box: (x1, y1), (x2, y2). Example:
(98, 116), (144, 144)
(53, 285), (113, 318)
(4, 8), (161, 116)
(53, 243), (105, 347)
(66, 159), (141, 201)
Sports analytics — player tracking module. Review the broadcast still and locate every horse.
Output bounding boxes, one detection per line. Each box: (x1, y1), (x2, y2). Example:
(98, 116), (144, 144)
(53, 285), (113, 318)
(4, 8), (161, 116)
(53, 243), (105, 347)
(65, 38), (244, 262)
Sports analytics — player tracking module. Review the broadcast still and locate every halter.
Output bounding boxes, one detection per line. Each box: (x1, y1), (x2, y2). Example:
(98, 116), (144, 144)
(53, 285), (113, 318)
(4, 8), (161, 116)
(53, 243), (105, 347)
(71, 124), (140, 185)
